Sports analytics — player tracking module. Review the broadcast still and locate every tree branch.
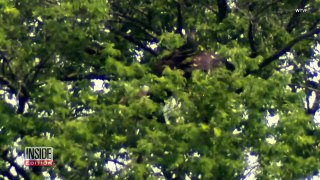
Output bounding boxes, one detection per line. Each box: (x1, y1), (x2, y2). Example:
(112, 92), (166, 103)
(174, 1), (184, 36)
(58, 73), (112, 82)
(0, 75), (16, 93)
(107, 17), (159, 41)
(254, 0), (281, 17)
(217, 0), (228, 22)
(286, 0), (309, 33)
(111, 3), (161, 36)
(258, 27), (320, 70)
(244, 27), (320, 77)
(305, 80), (320, 115)
(0, 170), (16, 180)
(17, 93), (28, 114)
(289, 80), (320, 115)
(110, 29), (158, 56)
(308, 18), (320, 31)
(248, 20), (258, 58)
(1, 148), (30, 180)
(0, 75), (29, 114)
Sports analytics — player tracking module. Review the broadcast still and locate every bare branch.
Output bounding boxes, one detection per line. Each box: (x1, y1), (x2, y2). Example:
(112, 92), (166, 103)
(174, 1), (184, 36)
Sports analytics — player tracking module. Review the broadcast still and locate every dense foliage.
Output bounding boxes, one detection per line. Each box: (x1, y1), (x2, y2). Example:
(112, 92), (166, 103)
(0, 0), (320, 179)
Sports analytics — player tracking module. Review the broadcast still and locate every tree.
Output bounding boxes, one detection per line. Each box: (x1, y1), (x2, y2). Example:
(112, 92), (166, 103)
(0, 0), (320, 179)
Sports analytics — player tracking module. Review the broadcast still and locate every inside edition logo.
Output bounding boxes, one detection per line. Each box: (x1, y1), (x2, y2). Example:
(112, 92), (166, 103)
(24, 147), (54, 166)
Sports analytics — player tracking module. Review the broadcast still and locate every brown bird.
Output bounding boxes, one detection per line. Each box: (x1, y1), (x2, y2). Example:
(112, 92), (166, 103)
(153, 28), (235, 78)
(153, 39), (235, 78)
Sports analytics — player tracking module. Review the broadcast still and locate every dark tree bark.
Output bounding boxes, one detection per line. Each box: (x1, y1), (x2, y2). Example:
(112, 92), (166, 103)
(217, 0), (228, 22)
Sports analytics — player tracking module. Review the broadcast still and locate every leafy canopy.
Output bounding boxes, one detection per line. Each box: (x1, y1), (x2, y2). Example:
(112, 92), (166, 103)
(0, 0), (320, 179)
